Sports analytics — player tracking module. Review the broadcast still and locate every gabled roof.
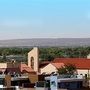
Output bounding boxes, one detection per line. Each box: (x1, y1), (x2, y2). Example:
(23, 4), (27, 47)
(53, 58), (90, 69)
(51, 63), (64, 69)
(19, 63), (35, 73)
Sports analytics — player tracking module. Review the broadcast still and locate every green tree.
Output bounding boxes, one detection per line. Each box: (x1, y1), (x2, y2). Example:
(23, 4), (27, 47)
(65, 64), (76, 75)
(57, 64), (76, 75)
(57, 66), (67, 74)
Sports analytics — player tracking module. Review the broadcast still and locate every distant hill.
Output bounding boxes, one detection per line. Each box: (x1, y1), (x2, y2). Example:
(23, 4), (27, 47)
(0, 38), (90, 47)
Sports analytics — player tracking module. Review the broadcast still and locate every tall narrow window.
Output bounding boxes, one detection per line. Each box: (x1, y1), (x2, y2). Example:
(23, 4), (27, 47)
(31, 57), (34, 69)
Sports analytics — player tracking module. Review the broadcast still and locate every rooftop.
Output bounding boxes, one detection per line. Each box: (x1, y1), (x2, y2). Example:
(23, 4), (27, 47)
(53, 58), (90, 69)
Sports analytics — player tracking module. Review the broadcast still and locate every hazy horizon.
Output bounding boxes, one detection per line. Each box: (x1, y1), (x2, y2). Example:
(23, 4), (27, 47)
(1, 37), (90, 41)
(0, 0), (90, 40)
(0, 38), (90, 47)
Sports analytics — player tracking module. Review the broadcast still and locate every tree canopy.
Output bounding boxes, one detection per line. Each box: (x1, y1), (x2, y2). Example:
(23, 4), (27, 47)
(57, 64), (76, 75)
(0, 46), (90, 62)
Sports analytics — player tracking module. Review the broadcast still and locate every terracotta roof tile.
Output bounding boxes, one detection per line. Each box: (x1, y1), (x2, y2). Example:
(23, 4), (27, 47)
(53, 58), (90, 69)
(19, 63), (35, 73)
(51, 63), (64, 69)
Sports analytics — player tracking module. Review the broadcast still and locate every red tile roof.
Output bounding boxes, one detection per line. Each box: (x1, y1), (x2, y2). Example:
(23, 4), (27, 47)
(19, 63), (35, 73)
(53, 58), (90, 69)
(51, 63), (64, 69)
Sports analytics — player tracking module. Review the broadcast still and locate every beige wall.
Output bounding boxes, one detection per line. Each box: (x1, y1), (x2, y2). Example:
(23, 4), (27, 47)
(87, 54), (90, 59)
(40, 63), (90, 76)
(40, 63), (57, 74)
(0, 63), (7, 68)
(28, 47), (39, 72)
(0, 62), (19, 69)
(77, 69), (90, 76)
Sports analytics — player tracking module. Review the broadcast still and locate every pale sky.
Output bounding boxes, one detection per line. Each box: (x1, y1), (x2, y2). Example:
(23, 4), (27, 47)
(0, 0), (90, 40)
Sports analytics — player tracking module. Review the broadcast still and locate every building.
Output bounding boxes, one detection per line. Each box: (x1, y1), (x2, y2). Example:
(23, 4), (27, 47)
(40, 63), (64, 74)
(27, 47), (90, 77)
(28, 47), (39, 73)
(53, 58), (90, 76)
(40, 58), (90, 77)
(0, 47), (90, 88)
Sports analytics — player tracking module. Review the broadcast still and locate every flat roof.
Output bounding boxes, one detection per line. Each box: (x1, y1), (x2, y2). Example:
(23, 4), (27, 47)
(45, 76), (84, 82)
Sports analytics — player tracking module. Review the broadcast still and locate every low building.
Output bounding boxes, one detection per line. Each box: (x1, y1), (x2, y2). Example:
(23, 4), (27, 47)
(53, 58), (90, 76)
(41, 58), (90, 77)
(40, 63), (64, 74)
(45, 75), (84, 90)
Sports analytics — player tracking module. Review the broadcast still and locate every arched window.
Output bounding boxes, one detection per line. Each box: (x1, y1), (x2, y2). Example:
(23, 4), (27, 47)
(31, 57), (34, 69)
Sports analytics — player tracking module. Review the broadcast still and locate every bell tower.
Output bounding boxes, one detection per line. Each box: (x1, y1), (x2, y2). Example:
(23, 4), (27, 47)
(28, 47), (39, 72)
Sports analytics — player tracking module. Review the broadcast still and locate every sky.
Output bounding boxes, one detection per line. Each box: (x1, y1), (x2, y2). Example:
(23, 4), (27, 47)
(0, 0), (90, 40)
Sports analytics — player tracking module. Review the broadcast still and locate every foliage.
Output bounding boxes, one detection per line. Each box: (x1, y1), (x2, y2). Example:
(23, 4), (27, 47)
(39, 47), (90, 61)
(57, 64), (76, 75)
(57, 66), (67, 74)
(65, 64), (76, 75)
(0, 46), (90, 62)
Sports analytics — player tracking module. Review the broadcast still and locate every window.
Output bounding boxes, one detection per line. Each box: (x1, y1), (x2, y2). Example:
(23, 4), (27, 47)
(31, 57), (34, 69)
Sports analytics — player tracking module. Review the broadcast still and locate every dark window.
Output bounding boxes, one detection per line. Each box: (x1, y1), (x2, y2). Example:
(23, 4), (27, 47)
(31, 57), (34, 69)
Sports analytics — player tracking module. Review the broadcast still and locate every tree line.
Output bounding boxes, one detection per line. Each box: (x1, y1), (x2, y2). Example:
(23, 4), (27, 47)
(39, 47), (90, 61)
(0, 47), (90, 62)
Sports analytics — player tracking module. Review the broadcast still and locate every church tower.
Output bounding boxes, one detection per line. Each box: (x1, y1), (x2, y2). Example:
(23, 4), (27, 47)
(28, 47), (39, 72)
